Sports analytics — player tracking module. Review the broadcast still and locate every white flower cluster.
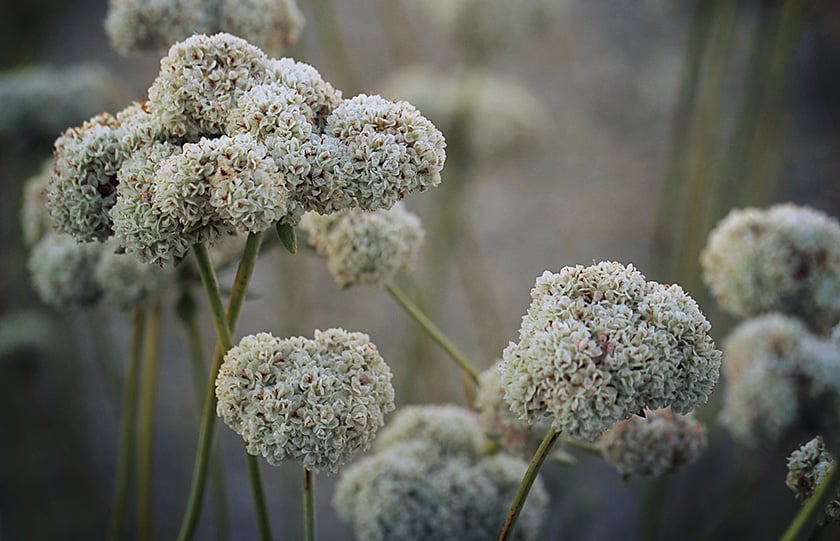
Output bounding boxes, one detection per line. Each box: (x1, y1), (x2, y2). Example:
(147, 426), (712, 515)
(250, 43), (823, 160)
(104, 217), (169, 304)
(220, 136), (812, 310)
(105, 0), (303, 56)
(786, 436), (840, 523)
(95, 240), (174, 310)
(216, 329), (395, 473)
(599, 409), (707, 478)
(719, 314), (840, 444)
(299, 204), (424, 289)
(502, 262), (722, 441)
(20, 160), (53, 247)
(334, 405), (549, 541)
(47, 34), (445, 266)
(701, 204), (840, 333)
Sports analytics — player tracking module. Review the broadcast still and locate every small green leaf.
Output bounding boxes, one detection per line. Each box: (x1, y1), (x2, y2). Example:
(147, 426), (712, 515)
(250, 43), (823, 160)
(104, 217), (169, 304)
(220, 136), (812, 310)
(276, 222), (298, 255)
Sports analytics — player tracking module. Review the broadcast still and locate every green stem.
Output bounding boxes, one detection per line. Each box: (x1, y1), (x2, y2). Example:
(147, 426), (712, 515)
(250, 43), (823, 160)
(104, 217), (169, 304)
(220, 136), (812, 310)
(385, 281), (480, 385)
(177, 232), (267, 541)
(781, 462), (840, 541)
(246, 452), (273, 541)
(639, 475), (670, 541)
(137, 301), (163, 541)
(304, 468), (316, 541)
(498, 428), (561, 541)
(107, 308), (146, 541)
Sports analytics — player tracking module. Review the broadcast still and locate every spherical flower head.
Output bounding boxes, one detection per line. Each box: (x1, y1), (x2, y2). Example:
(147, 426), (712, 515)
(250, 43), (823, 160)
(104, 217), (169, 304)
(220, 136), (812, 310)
(220, 0), (304, 57)
(502, 262), (722, 441)
(600, 409), (707, 478)
(216, 329), (395, 473)
(265, 58), (343, 130)
(786, 436), (840, 523)
(95, 240), (173, 309)
(299, 203), (424, 289)
(21, 160), (54, 247)
(147, 33), (270, 138)
(373, 404), (487, 458)
(701, 204), (840, 333)
(324, 94), (446, 211)
(104, 0), (212, 56)
(28, 233), (104, 309)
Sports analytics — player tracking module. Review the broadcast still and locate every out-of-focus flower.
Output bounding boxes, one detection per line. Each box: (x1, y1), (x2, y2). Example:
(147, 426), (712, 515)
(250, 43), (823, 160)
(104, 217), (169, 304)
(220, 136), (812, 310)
(786, 436), (840, 523)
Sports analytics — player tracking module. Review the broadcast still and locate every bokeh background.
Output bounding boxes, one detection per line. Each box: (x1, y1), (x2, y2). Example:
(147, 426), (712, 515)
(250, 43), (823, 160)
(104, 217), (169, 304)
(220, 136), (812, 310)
(1, 0), (840, 539)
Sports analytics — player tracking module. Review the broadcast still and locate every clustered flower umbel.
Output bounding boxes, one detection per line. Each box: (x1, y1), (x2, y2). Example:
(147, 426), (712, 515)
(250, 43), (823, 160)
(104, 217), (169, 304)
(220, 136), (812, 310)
(501, 262), (722, 441)
(701, 204), (840, 334)
(719, 314), (840, 444)
(105, 0), (304, 56)
(786, 436), (840, 523)
(216, 329), (395, 473)
(299, 203), (424, 289)
(334, 405), (549, 541)
(599, 408), (707, 478)
(45, 33), (446, 266)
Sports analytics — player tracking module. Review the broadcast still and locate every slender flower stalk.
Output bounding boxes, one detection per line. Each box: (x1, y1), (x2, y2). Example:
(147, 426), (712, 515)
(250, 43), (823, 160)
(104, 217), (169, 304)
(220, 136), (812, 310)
(246, 452), (273, 541)
(137, 301), (163, 541)
(177, 232), (267, 541)
(107, 308), (146, 541)
(384, 281), (480, 385)
(498, 428), (561, 541)
(304, 468), (316, 541)
(781, 462), (840, 541)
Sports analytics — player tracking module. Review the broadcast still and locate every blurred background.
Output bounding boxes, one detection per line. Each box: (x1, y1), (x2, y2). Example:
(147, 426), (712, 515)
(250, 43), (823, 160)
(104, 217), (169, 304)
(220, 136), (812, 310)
(1, 0), (840, 539)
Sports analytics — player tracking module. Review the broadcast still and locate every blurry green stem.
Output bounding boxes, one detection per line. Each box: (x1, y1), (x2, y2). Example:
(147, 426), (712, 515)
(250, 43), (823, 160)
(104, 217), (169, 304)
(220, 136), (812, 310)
(373, 0), (421, 65)
(309, 0), (359, 92)
(107, 308), (146, 541)
(177, 233), (267, 541)
(780, 462), (840, 541)
(137, 301), (162, 541)
(304, 468), (316, 541)
(385, 281), (480, 385)
(247, 452), (273, 541)
(498, 428), (561, 541)
(639, 475), (670, 541)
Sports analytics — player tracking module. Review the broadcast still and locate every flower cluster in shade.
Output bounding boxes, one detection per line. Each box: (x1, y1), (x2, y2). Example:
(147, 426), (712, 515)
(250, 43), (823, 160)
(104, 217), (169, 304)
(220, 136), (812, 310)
(501, 262), (722, 441)
(380, 66), (550, 158)
(599, 408), (707, 478)
(719, 314), (840, 445)
(45, 33), (446, 266)
(701, 204), (840, 334)
(786, 436), (840, 523)
(299, 203), (424, 289)
(215, 329), (395, 473)
(334, 405), (549, 541)
(0, 63), (114, 139)
(105, 0), (304, 56)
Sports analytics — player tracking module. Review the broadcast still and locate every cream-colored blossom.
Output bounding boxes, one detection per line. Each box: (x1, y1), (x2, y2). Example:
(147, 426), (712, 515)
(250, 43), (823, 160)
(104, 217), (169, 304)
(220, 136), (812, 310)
(20, 160), (54, 247)
(95, 240), (173, 309)
(28, 233), (104, 309)
(786, 436), (840, 523)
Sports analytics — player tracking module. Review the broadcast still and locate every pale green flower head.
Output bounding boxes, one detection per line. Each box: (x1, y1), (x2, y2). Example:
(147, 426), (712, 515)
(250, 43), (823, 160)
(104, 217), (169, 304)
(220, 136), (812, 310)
(105, 0), (212, 56)
(600, 408), (707, 478)
(786, 436), (840, 523)
(20, 160), (54, 247)
(373, 404), (487, 457)
(265, 57), (343, 129)
(216, 329), (395, 473)
(95, 240), (173, 310)
(220, 0), (304, 57)
(502, 262), (722, 441)
(28, 233), (104, 309)
(299, 203), (424, 289)
(701, 204), (840, 333)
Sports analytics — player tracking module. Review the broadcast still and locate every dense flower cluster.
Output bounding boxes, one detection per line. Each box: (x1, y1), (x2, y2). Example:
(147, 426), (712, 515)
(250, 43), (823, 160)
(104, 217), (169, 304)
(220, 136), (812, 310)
(786, 436), (840, 523)
(600, 409), (707, 478)
(47, 33), (445, 265)
(501, 262), (722, 441)
(105, 0), (303, 56)
(216, 329), (395, 473)
(719, 314), (840, 444)
(299, 204), (424, 289)
(334, 405), (548, 541)
(701, 204), (840, 333)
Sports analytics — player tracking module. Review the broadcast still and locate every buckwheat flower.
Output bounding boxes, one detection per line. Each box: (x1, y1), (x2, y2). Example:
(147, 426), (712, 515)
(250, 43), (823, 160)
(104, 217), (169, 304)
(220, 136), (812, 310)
(502, 262), (722, 441)
(21, 160), (54, 246)
(115, 101), (181, 153)
(147, 33), (270, 138)
(104, 0), (212, 56)
(216, 329), (395, 473)
(220, 0), (304, 57)
(95, 240), (173, 309)
(373, 404), (487, 457)
(600, 409), (707, 478)
(324, 94), (446, 211)
(786, 436), (840, 523)
(299, 203), (424, 289)
(28, 233), (104, 308)
(701, 204), (840, 333)
(265, 58), (343, 129)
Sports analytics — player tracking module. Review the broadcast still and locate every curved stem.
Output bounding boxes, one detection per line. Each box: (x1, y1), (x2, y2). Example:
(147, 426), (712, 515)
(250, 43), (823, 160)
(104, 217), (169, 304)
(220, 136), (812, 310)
(385, 281), (480, 385)
(498, 428), (561, 541)
(246, 452), (273, 541)
(137, 301), (163, 541)
(304, 468), (316, 541)
(177, 232), (266, 541)
(781, 462), (840, 541)
(107, 308), (146, 541)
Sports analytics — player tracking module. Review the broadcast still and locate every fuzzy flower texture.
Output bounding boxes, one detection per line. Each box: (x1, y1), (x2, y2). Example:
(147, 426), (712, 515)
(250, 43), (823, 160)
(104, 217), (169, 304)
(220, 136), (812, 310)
(45, 33), (445, 265)
(786, 436), (840, 523)
(502, 262), (722, 441)
(216, 329), (395, 473)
